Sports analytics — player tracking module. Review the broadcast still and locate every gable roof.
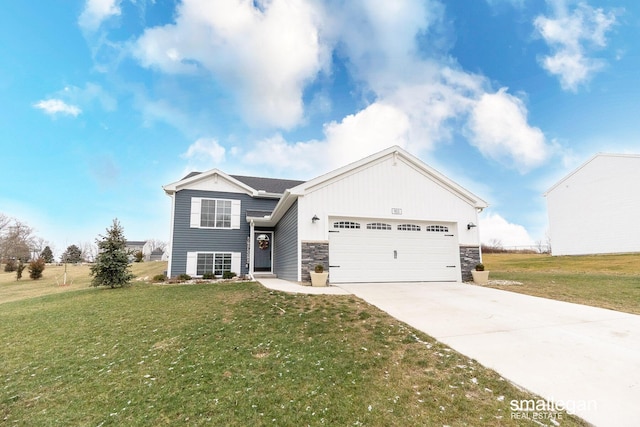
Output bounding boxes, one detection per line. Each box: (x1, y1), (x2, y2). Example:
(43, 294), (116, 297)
(163, 169), (304, 197)
(544, 153), (640, 196)
(230, 175), (305, 194)
(250, 145), (489, 225)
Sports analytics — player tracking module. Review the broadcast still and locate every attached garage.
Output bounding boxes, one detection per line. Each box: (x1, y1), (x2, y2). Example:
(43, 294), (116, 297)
(328, 217), (460, 283)
(239, 146), (487, 283)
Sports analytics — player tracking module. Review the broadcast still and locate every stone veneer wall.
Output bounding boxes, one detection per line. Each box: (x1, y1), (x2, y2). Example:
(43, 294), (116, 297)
(301, 241), (329, 283)
(301, 241), (480, 282)
(459, 245), (481, 282)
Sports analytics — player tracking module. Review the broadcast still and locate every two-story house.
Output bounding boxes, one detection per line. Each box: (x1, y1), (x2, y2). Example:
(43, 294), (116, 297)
(163, 146), (488, 283)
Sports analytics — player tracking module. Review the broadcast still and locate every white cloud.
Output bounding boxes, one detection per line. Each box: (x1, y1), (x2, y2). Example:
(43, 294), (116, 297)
(79, 0), (122, 32)
(237, 0), (555, 175)
(466, 88), (549, 172)
(328, 0), (437, 90)
(534, 2), (616, 91)
(125, 0), (555, 177)
(323, 103), (411, 169)
(241, 102), (411, 177)
(241, 134), (325, 177)
(181, 138), (226, 165)
(479, 212), (536, 248)
(62, 83), (117, 112)
(33, 99), (82, 117)
(133, 0), (326, 129)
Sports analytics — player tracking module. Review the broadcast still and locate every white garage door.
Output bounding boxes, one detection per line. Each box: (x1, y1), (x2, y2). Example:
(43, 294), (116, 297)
(328, 217), (460, 283)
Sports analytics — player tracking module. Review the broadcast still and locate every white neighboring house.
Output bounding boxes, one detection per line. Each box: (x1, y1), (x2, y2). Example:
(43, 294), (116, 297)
(544, 153), (640, 256)
(125, 240), (168, 261)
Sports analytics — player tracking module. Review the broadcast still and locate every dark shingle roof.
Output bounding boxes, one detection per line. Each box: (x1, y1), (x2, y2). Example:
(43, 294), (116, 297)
(230, 175), (304, 194)
(181, 171), (304, 194)
(182, 171), (201, 180)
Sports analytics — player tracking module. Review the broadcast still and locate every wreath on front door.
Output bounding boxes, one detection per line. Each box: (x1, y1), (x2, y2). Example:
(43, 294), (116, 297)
(257, 234), (270, 250)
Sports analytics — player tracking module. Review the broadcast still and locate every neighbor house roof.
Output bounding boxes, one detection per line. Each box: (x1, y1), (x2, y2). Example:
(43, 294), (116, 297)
(544, 153), (640, 196)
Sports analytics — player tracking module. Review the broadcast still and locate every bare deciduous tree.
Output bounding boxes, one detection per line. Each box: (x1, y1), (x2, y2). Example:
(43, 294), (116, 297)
(145, 239), (167, 253)
(0, 216), (36, 262)
(80, 241), (98, 262)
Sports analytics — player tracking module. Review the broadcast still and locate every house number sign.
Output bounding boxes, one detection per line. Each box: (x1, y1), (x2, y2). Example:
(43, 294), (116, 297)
(391, 208), (403, 215)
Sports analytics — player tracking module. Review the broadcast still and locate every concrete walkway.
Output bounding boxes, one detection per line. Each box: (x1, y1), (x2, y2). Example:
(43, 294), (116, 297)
(257, 278), (350, 295)
(337, 282), (640, 427)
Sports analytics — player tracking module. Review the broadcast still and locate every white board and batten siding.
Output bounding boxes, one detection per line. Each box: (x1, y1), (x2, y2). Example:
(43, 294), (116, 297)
(297, 154), (481, 245)
(328, 218), (460, 283)
(295, 153), (482, 282)
(545, 153), (640, 256)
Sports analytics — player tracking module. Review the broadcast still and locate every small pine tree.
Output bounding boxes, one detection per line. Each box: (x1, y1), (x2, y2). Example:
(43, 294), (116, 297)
(62, 244), (83, 263)
(90, 219), (134, 288)
(28, 258), (46, 280)
(40, 246), (55, 263)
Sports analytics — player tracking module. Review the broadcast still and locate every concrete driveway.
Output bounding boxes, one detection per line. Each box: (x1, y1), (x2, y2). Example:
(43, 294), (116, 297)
(338, 282), (640, 427)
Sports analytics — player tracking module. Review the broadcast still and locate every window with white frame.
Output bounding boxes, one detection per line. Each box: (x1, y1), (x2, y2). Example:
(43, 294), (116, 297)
(397, 224), (421, 231)
(333, 221), (361, 229)
(366, 222), (392, 230)
(196, 253), (233, 276)
(201, 199), (231, 228)
(186, 251), (240, 277)
(425, 225), (449, 232)
(190, 198), (240, 229)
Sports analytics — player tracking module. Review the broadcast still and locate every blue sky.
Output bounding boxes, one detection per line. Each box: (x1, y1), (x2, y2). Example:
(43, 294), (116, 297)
(1, 0), (638, 256)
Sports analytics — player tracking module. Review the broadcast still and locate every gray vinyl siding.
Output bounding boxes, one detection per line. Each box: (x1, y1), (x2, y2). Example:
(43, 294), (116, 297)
(274, 200), (298, 281)
(170, 189), (278, 277)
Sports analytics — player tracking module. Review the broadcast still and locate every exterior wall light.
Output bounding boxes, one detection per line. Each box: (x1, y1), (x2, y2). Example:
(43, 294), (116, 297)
(312, 215), (320, 223)
(467, 222), (477, 230)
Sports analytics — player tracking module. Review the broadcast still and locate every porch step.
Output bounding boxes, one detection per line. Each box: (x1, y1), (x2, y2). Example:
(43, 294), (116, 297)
(253, 273), (277, 279)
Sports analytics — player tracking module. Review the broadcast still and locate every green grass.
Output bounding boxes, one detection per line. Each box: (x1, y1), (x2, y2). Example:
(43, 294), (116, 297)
(483, 253), (640, 315)
(0, 282), (588, 426)
(0, 262), (167, 305)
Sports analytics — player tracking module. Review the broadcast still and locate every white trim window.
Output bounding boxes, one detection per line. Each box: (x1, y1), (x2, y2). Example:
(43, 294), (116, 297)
(426, 225), (449, 233)
(397, 224), (421, 231)
(333, 221), (361, 229)
(190, 198), (241, 229)
(186, 251), (241, 276)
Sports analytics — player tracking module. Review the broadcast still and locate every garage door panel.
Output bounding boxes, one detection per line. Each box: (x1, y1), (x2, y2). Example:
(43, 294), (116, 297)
(329, 217), (460, 283)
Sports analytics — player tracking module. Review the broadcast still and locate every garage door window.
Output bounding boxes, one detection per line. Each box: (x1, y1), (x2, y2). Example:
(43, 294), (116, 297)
(397, 224), (421, 231)
(333, 221), (361, 229)
(426, 225), (449, 232)
(366, 222), (391, 230)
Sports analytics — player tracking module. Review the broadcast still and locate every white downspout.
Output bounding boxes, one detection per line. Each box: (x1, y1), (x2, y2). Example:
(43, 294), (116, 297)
(166, 193), (175, 278)
(249, 220), (255, 280)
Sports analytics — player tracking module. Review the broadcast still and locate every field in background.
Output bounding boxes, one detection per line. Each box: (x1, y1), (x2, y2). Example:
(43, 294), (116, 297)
(0, 261), (167, 304)
(482, 253), (640, 315)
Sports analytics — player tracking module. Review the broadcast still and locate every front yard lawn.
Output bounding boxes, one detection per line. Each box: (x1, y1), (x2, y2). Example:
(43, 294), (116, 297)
(0, 281), (588, 426)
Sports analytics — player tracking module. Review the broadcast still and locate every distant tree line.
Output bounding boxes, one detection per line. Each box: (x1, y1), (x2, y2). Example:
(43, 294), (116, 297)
(481, 237), (551, 254)
(1, 213), (48, 280)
